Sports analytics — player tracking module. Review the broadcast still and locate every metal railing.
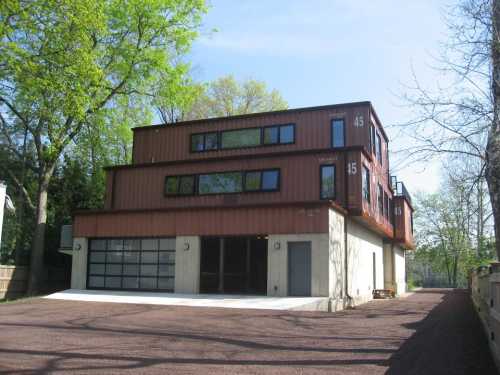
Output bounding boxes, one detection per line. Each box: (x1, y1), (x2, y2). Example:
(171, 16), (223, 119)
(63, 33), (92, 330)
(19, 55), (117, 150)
(391, 176), (412, 205)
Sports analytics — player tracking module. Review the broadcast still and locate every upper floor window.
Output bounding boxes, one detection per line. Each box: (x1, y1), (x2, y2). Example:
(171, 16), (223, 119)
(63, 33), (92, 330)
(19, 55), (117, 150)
(389, 198), (394, 225)
(375, 132), (382, 164)
(165, 169), (280, 197)
(165, 175), (196, 196)
(191, 124), (295, 152)
(362, 166), (370, 202)
(191, 132), (218, 152)
(320, 164), (336, 199)
(331, 119), (345, 148)
(244, 169), (280, 191)
(383, 192), (389, 220)
(221, 128), (261, 149)
(378, 184), (384, 216)
(370, 124), (376, 154)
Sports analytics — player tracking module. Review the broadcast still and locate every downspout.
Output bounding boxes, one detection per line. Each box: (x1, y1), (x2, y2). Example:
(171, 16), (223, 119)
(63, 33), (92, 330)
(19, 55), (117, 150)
(344, 154), (354, 309)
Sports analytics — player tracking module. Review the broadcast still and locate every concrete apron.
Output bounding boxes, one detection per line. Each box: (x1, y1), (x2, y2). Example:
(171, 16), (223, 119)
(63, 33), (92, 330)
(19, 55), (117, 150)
(44, 289), (330, 311)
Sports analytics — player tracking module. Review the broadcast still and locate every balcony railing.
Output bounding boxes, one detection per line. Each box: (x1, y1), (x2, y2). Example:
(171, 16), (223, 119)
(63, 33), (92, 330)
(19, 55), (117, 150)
(391, 176), (412, 205)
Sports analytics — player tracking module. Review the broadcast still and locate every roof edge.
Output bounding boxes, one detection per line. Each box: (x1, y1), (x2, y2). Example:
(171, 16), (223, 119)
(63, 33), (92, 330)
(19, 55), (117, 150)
(132, 101), (372, 131)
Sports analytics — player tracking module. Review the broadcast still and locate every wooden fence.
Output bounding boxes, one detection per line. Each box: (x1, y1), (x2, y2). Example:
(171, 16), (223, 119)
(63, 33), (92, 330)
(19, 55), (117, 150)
(0, 265), (28, 299)
(471, 263), (500, 371)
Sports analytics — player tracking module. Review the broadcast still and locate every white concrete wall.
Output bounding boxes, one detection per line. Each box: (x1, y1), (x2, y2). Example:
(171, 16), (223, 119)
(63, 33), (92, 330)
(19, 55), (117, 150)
(267, 233), (329, 297)
(394, 245), (406, 294)
(383, 243), (394, 290)
(346, 219), (384, 304)
(174, 236), (200, 294)
(71, 237), (88, 289)
(0, 182), (6, 250)
(328, 209), (345, 303)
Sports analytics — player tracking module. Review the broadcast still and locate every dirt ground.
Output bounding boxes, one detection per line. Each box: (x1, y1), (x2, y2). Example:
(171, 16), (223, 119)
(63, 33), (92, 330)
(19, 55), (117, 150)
(0, 289), (496, 374)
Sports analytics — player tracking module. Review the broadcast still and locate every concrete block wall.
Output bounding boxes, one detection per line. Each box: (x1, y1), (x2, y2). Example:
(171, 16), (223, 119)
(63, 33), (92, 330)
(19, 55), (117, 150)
(346, 219), (384, 305)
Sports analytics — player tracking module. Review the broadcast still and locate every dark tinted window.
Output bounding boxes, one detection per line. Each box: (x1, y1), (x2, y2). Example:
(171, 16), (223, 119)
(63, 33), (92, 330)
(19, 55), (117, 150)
(198, 172), (243, 194)
(165, 176), (178, 195)
(331, 119), (345, 148)
(279, 124), (294, 144)
(221, 128), (261, 149)
(378, 184), (384, 215)
(205, 132), (218, 150)
(262, 170), (279, 190)
(320, 165), (335, 199)
(178, 176), (195, 195)
(376, 132), (382, 164)
(191, 134), (205, 152)
(245, 171), (261, 191)
(264, 126), (279, 145)
(362, 166), (370, 202)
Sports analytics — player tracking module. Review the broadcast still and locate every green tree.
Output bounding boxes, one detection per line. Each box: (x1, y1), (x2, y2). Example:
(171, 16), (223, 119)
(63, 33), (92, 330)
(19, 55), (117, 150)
(0, 0), (207, 294)
(157, 75), (288, 122)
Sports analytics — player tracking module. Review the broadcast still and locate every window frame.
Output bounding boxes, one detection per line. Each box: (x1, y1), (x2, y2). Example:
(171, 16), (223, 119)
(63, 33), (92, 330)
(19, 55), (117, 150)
(375, 132), (382, 164)
(331, 118), (346, 148)
(378, 184), (384, 216)
(165, 169), (281, 197)
(197, 170), (244, 195)
(319, 164), (336, 200)
(190, 132), (219, 153)
(164, 174), (197, 197)
(220, 127), (263, 150)
(191, 123), (296, 153)
(362, 165), (371, 203)
(243, 168), (281, 192)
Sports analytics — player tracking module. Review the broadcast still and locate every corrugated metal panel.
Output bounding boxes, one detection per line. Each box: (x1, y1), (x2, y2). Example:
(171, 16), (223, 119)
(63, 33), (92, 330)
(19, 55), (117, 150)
(109, 152), (345, 211)
(132, 105), (370, 164)
(74, 205), (329, 238)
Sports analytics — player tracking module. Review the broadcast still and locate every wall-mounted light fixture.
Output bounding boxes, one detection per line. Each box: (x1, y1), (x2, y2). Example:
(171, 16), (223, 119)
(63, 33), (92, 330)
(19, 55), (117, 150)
(183, 242), (190, 251)
(74, 243), (82, 251)
(274, 241), (281, 250)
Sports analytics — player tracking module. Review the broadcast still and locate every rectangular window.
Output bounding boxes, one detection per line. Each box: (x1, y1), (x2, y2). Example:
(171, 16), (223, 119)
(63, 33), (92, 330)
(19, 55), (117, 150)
(164, 175), (195, 196)
(192, 124), (295, 152)
(362, 166), (370, 202)
(198, 172), (243, 194)
(166, 169), (280, 196)
(191, 132), (218, 152)
(262, 170), (279, 190)
(279, 124), (295, 144)
(320, 165), (336, 200)
(221, 128), (261, 149)
(370, 124), (376, 154)
(378, 184), (384, 216)
(263, 126), (279, 145)
(384, 192), (389, 219)
(331, 119), (345, 148)
(389, 198), (394, 225)
(376, 132), (382, 164)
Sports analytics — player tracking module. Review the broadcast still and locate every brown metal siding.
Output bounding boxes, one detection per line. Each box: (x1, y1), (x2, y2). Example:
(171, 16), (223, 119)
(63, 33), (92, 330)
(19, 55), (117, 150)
(109, 152), (346, 211)
(132, 105), (371, 164)
(73, 205), (329, 237)
(394, 197), (415, 248)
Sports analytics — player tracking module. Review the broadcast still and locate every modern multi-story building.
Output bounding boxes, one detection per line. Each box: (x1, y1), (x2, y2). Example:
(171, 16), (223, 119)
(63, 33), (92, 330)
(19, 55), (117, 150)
(69, 101), (414, 309)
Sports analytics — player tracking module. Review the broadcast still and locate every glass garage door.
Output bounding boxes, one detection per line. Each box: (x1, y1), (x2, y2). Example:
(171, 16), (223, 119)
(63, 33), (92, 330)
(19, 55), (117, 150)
(87, 238), (175, 291)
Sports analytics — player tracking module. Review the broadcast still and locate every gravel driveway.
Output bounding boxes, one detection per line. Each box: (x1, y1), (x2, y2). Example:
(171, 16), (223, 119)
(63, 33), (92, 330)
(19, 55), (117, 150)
(0, 289), (496, 374)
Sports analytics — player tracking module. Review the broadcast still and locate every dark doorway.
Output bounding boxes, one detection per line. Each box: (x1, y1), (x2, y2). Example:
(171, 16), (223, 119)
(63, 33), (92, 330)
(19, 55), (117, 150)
(288, 241), (312, 296)
(200, 236), (268, 295)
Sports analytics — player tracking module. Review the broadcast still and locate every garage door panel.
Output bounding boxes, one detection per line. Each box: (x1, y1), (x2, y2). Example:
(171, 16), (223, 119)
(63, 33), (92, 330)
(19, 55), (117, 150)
(87, 237), (175, 292)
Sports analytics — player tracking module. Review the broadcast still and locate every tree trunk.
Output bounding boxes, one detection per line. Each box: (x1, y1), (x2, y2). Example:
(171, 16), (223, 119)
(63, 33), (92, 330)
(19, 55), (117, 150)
(489, 0), (500, 261)
(27, 166), (55, 295)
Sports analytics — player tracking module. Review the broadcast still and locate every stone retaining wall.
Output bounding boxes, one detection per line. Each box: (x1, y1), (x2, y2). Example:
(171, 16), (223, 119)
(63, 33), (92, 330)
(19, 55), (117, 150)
(0, 265), (28, 299)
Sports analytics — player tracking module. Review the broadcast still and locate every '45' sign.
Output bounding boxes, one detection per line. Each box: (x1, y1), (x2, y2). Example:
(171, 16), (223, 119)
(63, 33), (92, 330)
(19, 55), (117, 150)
(347, 161), (357, 175)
